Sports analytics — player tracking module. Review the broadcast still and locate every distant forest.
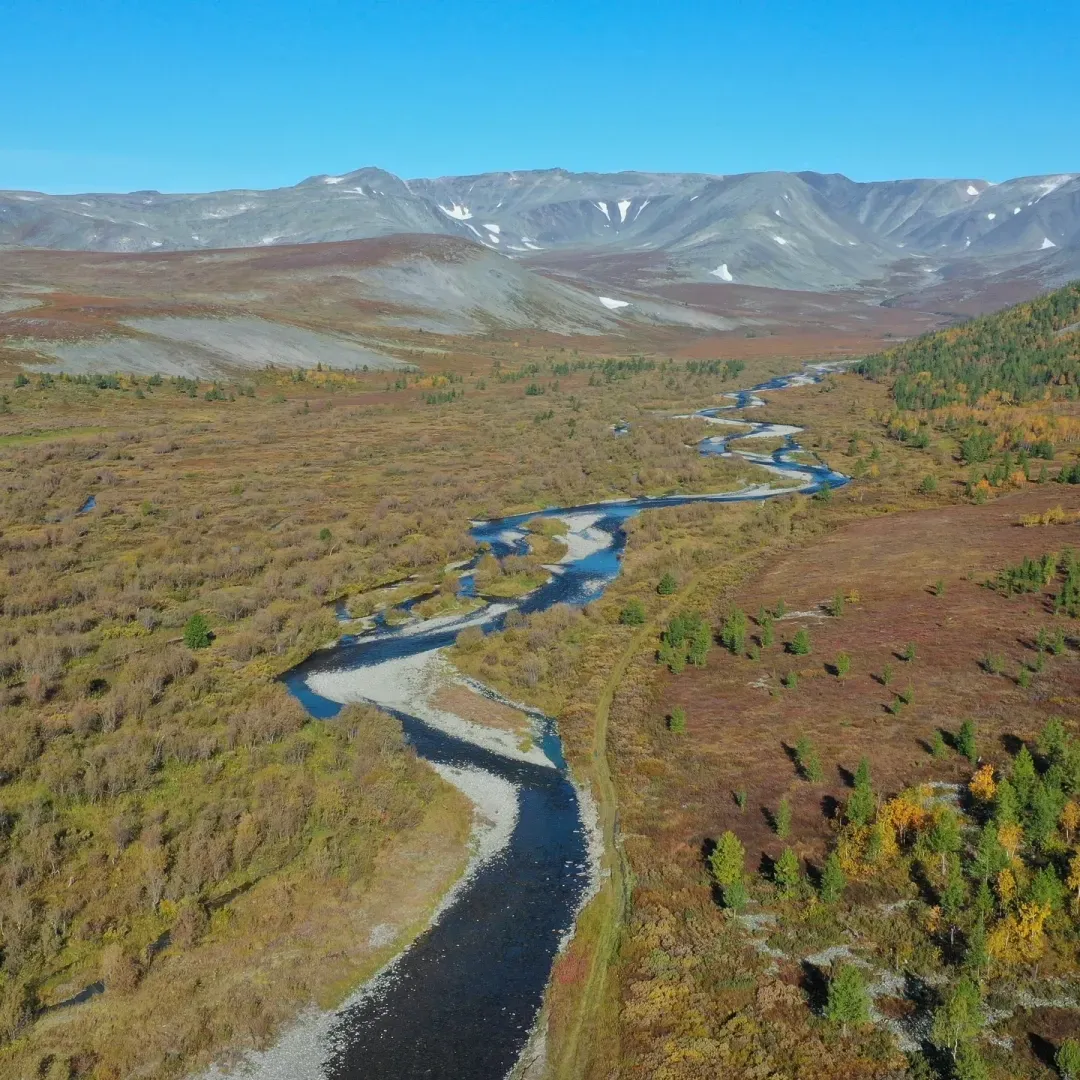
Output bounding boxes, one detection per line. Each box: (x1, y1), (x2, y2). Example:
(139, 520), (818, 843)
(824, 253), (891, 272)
(858, 281), (1080, 409)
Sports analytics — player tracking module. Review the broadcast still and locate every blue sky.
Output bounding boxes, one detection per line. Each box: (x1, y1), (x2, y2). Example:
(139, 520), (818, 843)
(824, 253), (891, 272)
(3, 0), (1077, 193)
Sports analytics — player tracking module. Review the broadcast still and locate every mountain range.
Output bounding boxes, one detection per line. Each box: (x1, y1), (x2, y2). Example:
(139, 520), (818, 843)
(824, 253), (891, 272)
(3, 167), (1078, 300)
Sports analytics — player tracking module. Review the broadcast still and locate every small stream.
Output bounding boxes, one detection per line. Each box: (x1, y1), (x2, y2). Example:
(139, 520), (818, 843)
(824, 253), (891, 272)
(266, 366), (847, 1079)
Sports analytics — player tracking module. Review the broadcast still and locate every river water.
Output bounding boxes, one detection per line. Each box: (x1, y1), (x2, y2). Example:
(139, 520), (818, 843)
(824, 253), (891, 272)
(256, 366), (847, 1079)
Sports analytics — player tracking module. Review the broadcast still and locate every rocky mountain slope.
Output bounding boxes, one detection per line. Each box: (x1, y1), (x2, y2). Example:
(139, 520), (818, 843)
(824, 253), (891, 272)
(3, 167), (1077, 297)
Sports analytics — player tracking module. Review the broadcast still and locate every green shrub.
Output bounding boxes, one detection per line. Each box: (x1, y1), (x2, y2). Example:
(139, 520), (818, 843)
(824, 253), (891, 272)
(619, 598), (646, 626)
(789, 628), (811, 655)
(668, 707), (687, 734)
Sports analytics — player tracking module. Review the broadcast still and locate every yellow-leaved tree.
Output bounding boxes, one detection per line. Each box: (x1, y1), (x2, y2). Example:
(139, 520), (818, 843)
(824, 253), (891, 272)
(1061, 801), (1080, 845)
(968, 763), (996, 803)
(987, 902), (1051, 970)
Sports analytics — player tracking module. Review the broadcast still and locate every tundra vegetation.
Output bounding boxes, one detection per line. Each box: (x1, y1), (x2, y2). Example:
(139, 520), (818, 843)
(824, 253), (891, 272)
(4, 279), (1080, 1078)
(0, 332), (786, 1076)
(451, 287), (1080, 1080)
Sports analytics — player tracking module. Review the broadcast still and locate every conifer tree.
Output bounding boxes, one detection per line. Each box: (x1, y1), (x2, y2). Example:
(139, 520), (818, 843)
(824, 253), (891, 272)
(940, 855), (967, 944)
(820, 851), (846, 903)
(183, 612), (211, 650)
(1011, 744), (1037, 805)
(925, 808), (963, 877)
(957, 719), (978, 764)
(774, 847), (801, 898)
(774, 797), (792, 838)
(709, 831), (746, 911)
(993, 778), (1019, 826)
(720, 608), (748, 654)
(954, 1043), (990, 1080)
(824, 964), (870, 1035)
(847, 758), (875, 827)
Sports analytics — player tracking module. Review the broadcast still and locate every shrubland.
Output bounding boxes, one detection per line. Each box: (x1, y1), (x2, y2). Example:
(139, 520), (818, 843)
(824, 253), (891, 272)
(0, 338), (789, 1075)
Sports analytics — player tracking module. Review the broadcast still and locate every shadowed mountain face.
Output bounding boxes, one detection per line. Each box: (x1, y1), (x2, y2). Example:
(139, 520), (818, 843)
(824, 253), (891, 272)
(3, 168), (1077, 298)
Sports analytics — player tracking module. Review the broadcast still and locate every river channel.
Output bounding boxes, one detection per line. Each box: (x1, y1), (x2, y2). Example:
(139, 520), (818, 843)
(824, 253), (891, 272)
(245, 365), (848, 1079)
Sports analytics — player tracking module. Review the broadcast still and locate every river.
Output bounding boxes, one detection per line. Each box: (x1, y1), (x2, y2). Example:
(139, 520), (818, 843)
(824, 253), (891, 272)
(225, 365), (848, 1079)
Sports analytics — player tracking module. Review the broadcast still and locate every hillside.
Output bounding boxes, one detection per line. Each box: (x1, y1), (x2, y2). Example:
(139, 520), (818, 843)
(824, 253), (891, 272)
(0, 237), (942, 378)
(858, 280), (1080, 408)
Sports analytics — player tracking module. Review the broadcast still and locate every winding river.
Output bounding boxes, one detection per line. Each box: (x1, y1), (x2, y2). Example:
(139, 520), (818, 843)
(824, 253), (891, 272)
(244, 365), (847, 1079)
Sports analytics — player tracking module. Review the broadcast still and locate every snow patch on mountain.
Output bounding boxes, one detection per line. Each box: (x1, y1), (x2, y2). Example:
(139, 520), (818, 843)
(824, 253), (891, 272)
(773, 235), (789, 246)
(439, 203), (473, 221)
(598, 296), (630, 310)
(966, 185), (980, 196)
(710, 264), (734, 282)
(617, 199), (632, 223)
(594, 201), (610, 221)
(1041, 237), (1057, 250)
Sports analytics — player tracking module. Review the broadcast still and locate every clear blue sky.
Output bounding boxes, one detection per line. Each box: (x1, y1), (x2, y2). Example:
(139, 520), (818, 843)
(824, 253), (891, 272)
(3, 0), (1077, 193)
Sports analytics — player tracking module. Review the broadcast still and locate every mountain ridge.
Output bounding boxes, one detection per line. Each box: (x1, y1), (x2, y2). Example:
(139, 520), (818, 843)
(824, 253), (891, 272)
(3, 166), (1077, 299)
